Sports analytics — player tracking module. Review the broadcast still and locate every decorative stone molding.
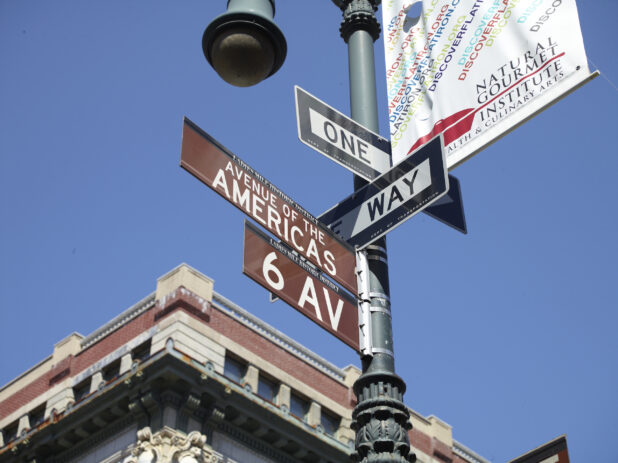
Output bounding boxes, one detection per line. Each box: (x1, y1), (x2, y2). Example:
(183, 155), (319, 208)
(17, 414), (30, 437)
(90, 371), (105, 394)
(123, 427), (220, 463)
(81, 294), (155, 350)
(53, 332), (84, 365)
(307, 401), (321, 427)
(156, 264), (213, 303)
(277, 384), (291, 411)
(120, 352), (134, 375)
(242, 365), (259, 394)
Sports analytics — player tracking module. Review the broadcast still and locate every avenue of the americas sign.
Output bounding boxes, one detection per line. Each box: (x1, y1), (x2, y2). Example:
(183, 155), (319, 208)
(243, 221), (359, 352)
(180, 117), (357, 294)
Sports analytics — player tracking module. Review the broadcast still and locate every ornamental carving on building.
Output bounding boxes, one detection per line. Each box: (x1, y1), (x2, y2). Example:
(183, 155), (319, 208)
(124, 427), (221, 463)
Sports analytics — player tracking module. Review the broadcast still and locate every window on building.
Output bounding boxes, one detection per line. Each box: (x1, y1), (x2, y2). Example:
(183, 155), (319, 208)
(132, 339), (152, 363)
(28, 403), (45, 427)
(290, 393), (309, 422)
(3, 421), (18, 443)
(223, 355), (246, 384)
(320, 408), (340, 436)
(73, 378), (91, 402)
(102, 359), (121, 382)
(257, 375), (277, 402)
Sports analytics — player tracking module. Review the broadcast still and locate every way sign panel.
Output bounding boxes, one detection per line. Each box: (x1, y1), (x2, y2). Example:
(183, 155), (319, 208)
(180, 117), (357, 294)
(243, 221), (359, 352)
(319, 136), (448, 249)
(295, 86), (391, 182)
(422, 175), (467, 234)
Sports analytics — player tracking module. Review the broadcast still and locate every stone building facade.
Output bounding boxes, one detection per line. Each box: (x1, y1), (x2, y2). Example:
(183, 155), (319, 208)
(0, 264), (490, 463)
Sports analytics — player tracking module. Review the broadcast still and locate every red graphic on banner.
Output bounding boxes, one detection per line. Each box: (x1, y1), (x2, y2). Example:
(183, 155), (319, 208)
(407, 108), (474, 154)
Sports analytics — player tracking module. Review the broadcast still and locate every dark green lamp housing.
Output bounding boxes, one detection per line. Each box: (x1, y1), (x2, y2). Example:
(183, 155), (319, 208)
(202, 0), (287, 87)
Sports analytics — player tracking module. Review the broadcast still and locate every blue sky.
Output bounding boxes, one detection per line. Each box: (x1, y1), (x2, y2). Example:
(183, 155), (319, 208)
(1, 1), (616, 462)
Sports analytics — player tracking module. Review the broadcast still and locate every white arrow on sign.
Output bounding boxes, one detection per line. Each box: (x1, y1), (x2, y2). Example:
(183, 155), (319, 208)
(319, 135), (448, 249)
(329, 157), (432, 239)
(295, 86), (391, 182)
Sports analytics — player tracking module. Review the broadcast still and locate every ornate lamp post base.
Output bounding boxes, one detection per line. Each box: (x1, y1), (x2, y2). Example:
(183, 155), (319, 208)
(352, 373), (414, 462)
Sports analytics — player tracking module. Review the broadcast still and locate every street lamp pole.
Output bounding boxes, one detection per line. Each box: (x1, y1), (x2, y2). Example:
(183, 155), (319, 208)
(201, 1), (415, 461)
(335, 1), (415, 462)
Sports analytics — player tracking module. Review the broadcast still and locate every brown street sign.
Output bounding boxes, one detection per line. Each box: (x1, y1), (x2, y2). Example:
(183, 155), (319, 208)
(508, 435), (569, 463)
(243, 221), (359, 352)
(180, 117), (357, 294)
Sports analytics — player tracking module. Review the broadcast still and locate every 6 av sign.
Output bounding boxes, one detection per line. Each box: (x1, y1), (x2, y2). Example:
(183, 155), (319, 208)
(243, 221), (359, 351)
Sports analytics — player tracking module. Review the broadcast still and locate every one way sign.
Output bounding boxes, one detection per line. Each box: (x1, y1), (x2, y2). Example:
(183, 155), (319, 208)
(296, 86), (466, 235)
(319, 135), (448, 249)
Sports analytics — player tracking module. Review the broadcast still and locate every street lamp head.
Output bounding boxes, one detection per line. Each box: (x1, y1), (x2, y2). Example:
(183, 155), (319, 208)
(202, 0), (287, 87)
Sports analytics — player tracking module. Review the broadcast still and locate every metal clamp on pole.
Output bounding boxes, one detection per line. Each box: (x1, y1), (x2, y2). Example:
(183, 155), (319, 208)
(371, 346), (394, 356)
(366, 244), (388, 264)
(369, 305), (391, 316)
(356, 249), (373, 357)
(368, 292), (390, 304)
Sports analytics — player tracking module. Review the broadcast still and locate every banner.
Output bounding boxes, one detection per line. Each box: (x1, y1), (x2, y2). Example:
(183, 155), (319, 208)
(382, 0), (597, 169)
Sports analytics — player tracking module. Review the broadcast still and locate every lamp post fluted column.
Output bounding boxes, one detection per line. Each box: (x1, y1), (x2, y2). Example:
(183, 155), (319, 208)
(335, 1), (415, 462)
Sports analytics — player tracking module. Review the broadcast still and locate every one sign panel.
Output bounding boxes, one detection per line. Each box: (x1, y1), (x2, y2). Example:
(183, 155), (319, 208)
(508, 435), (569, 463)
(319, 135), (448, 249)
(382, 0), (597, 170)
(295, 86), (391, 182)
(180, 117), (357, 294)
(243, 221), (359, 352)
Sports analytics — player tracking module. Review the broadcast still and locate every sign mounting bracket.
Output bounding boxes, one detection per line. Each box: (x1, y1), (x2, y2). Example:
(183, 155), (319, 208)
(356, 249), (373, 357)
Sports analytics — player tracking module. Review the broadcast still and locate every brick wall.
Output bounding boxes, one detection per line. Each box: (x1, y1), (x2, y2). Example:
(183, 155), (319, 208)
(0, 309), (156, 422)
(208, 306), (351, 407)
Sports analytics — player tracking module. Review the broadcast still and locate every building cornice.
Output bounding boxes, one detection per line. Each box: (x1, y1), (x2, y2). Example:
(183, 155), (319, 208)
(453, 438), (492, 463)
(80, 293), (156, 350)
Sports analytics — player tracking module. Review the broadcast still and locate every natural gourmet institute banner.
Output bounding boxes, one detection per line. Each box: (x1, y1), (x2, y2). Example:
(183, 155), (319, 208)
(383, 0), (597, 169)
